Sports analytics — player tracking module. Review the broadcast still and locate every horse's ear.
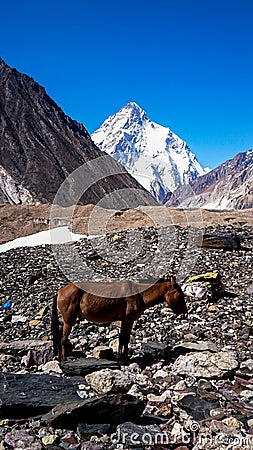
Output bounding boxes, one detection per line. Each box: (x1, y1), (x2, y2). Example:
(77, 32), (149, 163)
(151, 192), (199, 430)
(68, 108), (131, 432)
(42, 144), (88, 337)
(170, 275), (176, 285)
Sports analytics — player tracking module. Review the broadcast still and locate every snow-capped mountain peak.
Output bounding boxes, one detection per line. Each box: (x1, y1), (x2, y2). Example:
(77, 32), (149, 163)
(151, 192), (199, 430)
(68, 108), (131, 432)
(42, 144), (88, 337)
(92, 102), (208, 203)
(116, 101), (148, 121)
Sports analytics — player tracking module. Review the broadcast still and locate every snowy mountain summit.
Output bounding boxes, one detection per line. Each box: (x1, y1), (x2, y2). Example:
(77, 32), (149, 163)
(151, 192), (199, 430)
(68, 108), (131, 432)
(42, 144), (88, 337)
(92, 102), (207, 203)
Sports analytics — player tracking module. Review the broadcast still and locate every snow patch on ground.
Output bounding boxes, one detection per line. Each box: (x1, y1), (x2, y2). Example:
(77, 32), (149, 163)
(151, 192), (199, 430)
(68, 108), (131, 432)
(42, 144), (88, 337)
(0, 227), (89, 253)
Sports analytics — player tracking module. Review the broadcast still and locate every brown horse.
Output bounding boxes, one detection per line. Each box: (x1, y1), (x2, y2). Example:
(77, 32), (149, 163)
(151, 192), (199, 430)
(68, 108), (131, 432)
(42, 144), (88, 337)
(52, 277), (187, 361)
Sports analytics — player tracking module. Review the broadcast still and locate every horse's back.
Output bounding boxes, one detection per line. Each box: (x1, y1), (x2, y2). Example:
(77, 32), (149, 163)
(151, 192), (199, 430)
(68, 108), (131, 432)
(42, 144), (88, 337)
(75, 280), (134, 298)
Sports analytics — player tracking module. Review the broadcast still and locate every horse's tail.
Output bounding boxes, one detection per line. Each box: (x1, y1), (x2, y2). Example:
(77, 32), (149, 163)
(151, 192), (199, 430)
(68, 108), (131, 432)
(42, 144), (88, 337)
(51, 293), (61, 359)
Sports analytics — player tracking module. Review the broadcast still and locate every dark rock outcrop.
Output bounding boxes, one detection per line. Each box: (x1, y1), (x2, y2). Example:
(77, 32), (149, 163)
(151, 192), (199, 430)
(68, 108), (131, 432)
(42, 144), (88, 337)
(42, 394), (145, 428)
(201, 232), (241, 250)
(0, 372), (79, 418)
(61, 357), (120, 376)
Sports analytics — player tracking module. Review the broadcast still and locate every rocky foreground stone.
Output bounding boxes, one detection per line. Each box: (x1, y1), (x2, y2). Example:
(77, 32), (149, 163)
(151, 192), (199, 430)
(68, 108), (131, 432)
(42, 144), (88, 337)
(0, 224), (253, 449)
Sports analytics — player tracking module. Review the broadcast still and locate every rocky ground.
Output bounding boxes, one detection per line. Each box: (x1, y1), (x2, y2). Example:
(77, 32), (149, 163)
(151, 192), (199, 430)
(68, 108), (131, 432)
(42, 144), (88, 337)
(0, 223), (253, 449)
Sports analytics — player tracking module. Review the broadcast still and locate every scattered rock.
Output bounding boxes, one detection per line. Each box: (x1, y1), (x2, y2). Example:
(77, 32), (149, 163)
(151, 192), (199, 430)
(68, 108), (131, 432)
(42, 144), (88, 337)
(85, 368), (133, 394)
(246, 283), (253, 294)
(178, 394), (219, 420)
(174, 447), (190, 450)
(145, 398), (172, 418)
(77, 423), (110, 439)
(25, 347), (53, 368)
(92, 346), (115, 360)
(247, 418), (253, 427)
(60, 431), (79, 447)
(39, 360), (62, 374)
(61, 358), (119, 376)
(0, 339), (52, 355)
(208, 305), (219, 312)
(41, 434), (58, 445)
(173, 341), (218, 356)
(192, 420), (252, 450)
(80, 443), (105, 450)
(240, 359), (253, 376)
(222, 417), (242, 428)
(4, 429), (42, 450)
(0, 354), (14, 364)
(171, 350), (238, 378)
(141, 341), (172, 361)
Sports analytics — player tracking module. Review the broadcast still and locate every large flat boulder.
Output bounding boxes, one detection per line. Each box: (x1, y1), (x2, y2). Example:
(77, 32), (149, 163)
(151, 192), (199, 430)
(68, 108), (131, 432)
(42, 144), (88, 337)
(0, 340), (52, 355)
(201, 232), (240, 250)
(61, 357), (120, 376)
(171, 350), (238, 379)
(0, 372), (79, 418)
(42, 394), (145, 428)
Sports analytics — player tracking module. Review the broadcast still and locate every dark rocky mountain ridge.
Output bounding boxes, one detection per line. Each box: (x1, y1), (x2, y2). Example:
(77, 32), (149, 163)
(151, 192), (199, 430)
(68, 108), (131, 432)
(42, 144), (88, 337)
(0, 58), (156, 207)
(166, 150), (253, 209)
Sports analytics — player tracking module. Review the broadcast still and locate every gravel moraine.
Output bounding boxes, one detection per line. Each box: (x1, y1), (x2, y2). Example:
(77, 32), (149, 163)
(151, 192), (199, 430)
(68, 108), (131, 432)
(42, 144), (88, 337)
(0, 224), (253, 449)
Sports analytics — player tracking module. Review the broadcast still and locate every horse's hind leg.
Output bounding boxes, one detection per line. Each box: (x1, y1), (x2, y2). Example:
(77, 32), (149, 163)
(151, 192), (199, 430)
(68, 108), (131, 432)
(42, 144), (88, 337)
(61, 321), (73, 360)
(59, 295), (80, 360)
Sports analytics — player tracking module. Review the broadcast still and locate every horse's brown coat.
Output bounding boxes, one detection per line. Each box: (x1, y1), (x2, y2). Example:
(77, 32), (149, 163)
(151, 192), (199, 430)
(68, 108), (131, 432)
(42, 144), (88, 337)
(52, 277), (187, 361)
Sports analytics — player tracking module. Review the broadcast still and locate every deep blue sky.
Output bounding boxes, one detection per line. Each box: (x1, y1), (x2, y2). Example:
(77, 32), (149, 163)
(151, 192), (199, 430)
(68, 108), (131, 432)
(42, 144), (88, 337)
(1, 0), (253, 168)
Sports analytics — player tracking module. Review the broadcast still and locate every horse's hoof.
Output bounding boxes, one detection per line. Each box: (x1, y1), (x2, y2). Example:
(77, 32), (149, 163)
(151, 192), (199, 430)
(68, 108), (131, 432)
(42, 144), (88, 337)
(118, 355), (130, 365)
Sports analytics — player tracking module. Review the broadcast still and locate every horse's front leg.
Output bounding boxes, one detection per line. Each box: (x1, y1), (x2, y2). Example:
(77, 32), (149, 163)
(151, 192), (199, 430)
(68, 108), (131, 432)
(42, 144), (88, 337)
(118, 325), (125, 360)
(118, 318), (134, 362)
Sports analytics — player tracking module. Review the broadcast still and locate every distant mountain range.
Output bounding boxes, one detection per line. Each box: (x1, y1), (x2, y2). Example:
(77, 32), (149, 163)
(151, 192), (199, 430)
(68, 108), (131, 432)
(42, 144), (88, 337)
(92, 102), (208, 203)
(0, 57), (252, 210)
(0, 58), (155, 208)
(92, 103), (253, 209)
(166, 149), (253, 210)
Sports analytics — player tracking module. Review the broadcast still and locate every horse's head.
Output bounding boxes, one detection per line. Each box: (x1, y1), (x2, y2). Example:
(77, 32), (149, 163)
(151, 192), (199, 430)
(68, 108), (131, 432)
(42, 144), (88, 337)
(165, 276), (188, 318)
